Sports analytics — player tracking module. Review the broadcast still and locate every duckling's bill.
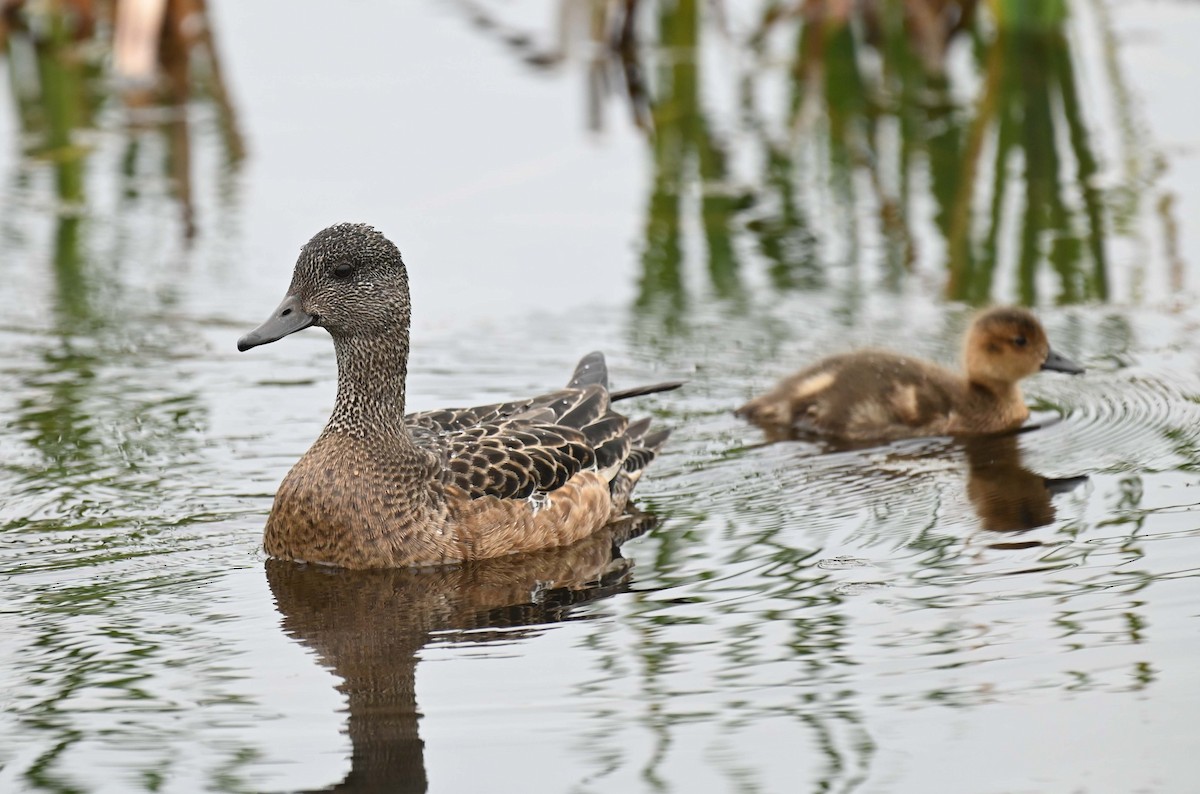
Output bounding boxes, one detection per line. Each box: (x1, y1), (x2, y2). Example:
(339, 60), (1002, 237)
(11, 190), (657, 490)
(1041, 348), (1085, 375)
(238, 294), (316, 352)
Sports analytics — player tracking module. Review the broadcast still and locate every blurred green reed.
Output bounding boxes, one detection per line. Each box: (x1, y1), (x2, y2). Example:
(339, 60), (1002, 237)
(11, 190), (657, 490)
(642, 0), (1113, 308)
(1, 0), (243, 296)
(464, 0), (1140, 314)
(4, 5), (99, 322)
(636, 0), (748, 327)
(1, 0), (224, 517)
(6, 1), (1144, 319)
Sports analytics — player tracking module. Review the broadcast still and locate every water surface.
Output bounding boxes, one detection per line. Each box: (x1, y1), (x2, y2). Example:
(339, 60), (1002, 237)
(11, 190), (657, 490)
(2, 1), (1200, 792)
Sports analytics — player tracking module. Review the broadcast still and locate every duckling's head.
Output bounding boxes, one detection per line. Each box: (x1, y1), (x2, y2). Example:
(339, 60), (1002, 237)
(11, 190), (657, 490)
(962, 307), (1084, 386)
(238, 223), (410, 351)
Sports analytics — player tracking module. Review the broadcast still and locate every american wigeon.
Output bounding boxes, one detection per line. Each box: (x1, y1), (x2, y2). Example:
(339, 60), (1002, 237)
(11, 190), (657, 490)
(239, 223), (679, 569)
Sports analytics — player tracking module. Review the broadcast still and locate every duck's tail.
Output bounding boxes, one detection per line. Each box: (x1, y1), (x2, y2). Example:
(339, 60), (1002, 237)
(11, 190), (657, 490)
(610, 381), (685, 401)
(567, 351), (685, 401)
(564, 353), (675, 517)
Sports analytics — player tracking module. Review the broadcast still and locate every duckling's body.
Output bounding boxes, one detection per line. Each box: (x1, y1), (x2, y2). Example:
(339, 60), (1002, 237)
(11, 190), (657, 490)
(736, 308), (1083, 442)
(740, 350), (1022, 441)
(240, 224), (677, 569)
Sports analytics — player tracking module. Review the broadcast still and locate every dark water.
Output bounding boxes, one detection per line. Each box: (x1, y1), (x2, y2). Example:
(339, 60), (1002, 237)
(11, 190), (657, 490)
(2, 1), (1200, 791)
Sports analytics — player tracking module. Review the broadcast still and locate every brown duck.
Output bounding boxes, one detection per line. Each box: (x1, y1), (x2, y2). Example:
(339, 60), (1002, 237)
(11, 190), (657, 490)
(238, 223), (679, 569)
(735, 306), (1084, 442)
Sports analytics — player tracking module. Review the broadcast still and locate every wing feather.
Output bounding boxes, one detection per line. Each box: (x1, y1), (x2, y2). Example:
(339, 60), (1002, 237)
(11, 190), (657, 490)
(403, 352), (674, 505)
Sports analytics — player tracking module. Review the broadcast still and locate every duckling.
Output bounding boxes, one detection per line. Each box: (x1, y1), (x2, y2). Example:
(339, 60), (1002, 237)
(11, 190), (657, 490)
(735, 307), (1084, 442)
(238, 223), (680, 570)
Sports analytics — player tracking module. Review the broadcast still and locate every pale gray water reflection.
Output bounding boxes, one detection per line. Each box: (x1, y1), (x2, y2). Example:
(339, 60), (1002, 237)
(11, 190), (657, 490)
(3, 0), (1200, 792)
(267, 519), (651, 793)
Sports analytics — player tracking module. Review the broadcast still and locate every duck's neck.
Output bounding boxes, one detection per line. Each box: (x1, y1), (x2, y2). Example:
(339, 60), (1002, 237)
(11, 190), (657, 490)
(326, 333), (410, 438)
(968, 378), (1025, 415)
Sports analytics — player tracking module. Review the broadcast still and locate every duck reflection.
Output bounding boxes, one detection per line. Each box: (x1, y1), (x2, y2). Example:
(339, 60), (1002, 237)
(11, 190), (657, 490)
(962, 433), (1086, 538)
(752, 428), (1086, 542)
(265, 516), (655, 793)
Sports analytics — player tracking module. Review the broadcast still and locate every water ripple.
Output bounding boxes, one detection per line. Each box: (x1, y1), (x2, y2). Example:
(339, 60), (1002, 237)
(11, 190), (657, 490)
(1039, 365), (1200, 473)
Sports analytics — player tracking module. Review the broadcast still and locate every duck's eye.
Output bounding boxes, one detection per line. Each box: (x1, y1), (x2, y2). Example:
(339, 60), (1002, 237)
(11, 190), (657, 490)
(332, 263), (355, 279)
(1013, 335), (1028, 347)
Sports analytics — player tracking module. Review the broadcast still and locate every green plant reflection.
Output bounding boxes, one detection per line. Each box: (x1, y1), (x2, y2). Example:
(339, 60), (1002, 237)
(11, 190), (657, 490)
(1, 8), (244, 785)
(2, 0), (241, 523)
(2, 0), (244, 260)
(471, 0), (1159, 317)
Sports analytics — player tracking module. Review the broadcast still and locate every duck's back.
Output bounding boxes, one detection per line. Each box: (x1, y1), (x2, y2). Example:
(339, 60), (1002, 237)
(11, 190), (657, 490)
(737, 351), (967, 441)
(265, 353), (672, 568)
(407, 386), (661, 513)
(403, 356), (668, 560)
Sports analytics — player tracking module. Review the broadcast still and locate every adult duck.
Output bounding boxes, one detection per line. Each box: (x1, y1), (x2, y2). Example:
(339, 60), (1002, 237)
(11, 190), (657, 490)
(239, 223), (678, 569)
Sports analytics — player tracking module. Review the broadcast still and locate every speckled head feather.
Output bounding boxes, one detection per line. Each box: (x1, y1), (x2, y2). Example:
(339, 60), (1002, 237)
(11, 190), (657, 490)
(290, 223), (411, 341)
(238, 223), (681, 569)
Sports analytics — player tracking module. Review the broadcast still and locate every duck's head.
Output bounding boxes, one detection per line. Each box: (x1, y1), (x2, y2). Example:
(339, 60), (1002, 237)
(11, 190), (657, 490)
(238, 223), (410, 352)
(962, 307), (1084, 385)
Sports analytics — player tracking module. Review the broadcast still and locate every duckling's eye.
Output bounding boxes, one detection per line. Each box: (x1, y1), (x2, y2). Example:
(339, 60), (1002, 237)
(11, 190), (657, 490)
(1013, 335), (1028, 348)
(331, 263), (355, 279)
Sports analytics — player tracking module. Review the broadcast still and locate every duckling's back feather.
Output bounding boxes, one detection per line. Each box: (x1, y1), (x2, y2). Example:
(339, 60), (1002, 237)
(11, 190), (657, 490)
(737, 351), (966, 440)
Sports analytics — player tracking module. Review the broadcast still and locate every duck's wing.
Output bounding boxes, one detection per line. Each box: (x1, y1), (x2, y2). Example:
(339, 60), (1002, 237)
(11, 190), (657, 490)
(407, 352), (672, 504)
(411, 386), (623, 500)
(406, 389), (583, 436)
(421, 420), (596, 500)
(405, 351), (682, 435)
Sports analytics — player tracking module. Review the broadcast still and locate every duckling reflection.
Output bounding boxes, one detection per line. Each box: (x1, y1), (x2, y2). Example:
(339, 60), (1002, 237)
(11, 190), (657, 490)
(963, 434), (1087, 536)
(266, 516), (653, 793)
